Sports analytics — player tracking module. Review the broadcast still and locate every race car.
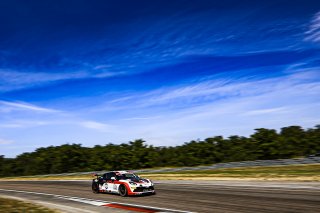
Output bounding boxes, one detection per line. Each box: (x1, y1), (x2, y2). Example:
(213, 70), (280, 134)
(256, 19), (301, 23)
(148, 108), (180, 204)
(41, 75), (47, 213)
(91, 171), (155, 196)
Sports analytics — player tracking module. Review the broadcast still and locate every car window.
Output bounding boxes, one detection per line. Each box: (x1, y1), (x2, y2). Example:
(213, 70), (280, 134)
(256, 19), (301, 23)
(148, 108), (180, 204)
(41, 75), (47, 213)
(102, 173), (107, 179)
(104, 172), (116, 180)
(117, 173), (140, 181)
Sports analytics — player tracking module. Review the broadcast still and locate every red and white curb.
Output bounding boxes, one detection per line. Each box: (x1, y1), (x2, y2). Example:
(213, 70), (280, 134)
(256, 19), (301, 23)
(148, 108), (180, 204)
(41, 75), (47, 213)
(0, 189), (193, 213)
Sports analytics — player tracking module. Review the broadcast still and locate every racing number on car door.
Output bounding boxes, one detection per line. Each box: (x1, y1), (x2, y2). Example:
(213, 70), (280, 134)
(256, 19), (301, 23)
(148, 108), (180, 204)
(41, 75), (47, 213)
(111, 184), (117, 191)
(107, 180), (114, 191)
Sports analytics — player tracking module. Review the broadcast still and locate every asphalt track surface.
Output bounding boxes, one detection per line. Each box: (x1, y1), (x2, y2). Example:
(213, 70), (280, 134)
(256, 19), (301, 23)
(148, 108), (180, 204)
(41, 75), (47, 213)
(0, 181), (320, 213)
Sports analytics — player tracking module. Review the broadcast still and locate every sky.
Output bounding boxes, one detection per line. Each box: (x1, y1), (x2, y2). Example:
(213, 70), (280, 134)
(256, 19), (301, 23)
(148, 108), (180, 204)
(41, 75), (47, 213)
(0, 0), (320, 157)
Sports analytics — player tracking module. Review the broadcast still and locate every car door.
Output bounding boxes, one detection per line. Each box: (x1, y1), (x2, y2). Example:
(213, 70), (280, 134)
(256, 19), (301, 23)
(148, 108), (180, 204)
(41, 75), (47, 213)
(100, 173), (110, 191)
(105, 172), (117, 192)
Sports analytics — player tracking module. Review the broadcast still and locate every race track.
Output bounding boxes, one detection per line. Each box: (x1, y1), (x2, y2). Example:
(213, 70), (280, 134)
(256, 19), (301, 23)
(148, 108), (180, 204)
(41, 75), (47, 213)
(0, 180), (319, 213)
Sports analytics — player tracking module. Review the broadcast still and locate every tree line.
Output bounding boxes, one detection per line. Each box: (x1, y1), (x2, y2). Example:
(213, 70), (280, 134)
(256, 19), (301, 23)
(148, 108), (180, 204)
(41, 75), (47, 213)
(0, 125), (319, 177)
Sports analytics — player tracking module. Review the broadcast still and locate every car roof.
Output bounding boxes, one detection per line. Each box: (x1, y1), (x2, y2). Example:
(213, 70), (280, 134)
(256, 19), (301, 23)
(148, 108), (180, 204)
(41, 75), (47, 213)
(114, 171), (131, 174)
(105, 171), (131, 174)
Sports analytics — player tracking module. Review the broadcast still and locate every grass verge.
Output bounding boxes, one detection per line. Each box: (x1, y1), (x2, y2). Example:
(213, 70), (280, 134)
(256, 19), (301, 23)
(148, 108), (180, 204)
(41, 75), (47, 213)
(1, 164), (319, 182)
(141, 164), (320, 181)
(0, 197), (59, 213)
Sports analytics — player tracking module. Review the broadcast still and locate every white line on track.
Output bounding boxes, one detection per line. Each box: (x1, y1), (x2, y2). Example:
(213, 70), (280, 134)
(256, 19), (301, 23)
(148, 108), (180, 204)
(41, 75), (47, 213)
(0, 194), (97, 213)
(0, 189), (193, 213)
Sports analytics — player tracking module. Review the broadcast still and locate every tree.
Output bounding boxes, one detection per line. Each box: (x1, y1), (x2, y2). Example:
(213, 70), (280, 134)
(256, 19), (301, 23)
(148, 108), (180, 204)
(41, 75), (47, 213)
(251, 128), (279, 159)
(0, 125), (318, 177)
(279, 126), (306, 157)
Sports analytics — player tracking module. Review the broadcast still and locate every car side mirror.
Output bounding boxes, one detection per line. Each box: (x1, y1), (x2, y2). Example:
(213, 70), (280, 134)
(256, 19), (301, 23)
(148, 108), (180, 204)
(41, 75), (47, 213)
(111, 177), (116, 181)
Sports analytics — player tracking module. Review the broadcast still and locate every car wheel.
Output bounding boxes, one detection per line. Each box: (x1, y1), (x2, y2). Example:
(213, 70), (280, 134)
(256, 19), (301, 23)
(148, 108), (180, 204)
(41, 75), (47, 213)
(92, 182), (99, 194)
(118, 184), (127, 197)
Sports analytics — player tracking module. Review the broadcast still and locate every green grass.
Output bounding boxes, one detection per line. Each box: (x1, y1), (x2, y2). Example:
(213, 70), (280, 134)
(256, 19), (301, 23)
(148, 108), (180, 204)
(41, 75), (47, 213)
(0, 197), (59, 213)
(153, 164), (320, 175)
(1, 164), (319, 181)
(140, 164), (320, 181)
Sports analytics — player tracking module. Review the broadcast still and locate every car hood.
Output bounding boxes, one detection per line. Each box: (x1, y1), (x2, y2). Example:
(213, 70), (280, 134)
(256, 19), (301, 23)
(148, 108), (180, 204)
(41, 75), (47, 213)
(119, 178), (152, 185)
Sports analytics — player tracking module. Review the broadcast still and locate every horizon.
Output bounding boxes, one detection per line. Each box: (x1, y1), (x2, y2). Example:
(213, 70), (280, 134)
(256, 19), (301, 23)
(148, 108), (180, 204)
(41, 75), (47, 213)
(1, 0), (320, 157)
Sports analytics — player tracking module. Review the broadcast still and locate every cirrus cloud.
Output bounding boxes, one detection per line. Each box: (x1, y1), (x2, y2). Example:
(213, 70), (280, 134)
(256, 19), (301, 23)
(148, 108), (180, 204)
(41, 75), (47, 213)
(305, 11), (320, 43)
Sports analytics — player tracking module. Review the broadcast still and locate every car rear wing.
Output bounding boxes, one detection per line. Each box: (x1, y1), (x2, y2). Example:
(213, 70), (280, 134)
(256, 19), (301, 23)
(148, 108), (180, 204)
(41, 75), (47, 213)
(92, 173), (101, 177)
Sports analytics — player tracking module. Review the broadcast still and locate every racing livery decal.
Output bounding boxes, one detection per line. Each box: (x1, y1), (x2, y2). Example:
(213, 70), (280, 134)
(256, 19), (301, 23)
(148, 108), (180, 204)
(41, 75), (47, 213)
(92, 171), (155, 197)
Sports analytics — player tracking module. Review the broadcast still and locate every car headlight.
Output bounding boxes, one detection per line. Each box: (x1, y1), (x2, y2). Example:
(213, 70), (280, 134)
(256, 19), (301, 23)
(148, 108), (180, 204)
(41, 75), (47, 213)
(129, 181), (137, 185)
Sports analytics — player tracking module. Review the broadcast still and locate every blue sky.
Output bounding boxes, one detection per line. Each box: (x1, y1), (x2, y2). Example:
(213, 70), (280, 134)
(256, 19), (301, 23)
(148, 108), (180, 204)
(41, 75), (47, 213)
(0, 0), (320, 157)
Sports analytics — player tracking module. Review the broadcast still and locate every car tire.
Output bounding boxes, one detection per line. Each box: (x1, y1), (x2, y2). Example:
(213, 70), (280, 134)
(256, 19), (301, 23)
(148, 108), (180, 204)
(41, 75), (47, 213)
(92, 182), (99, 194)
(118, 184), (127, 197)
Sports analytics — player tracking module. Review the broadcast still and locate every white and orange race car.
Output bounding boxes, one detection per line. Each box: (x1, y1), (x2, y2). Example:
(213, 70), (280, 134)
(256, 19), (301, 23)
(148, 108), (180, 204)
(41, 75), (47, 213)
(91, 171), (155, 196)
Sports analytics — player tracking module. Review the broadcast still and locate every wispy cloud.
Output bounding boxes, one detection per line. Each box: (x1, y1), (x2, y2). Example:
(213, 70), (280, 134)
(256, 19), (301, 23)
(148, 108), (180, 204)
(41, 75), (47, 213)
(0, 67), (319, 155)
(243, 107), (288, 116)
(0, 120), (50, 128)
(0, 138), (14, 145)
(0, 2), (311, 94)
(121, 116), (161, 121)
(305, 11), (320, 43)
(123, 78), (319, 145)
(100, 69), (320, 111)
(79, 121), (115, 132)
(0, 101), (59, 113)
(0, 69), (125, 92)
(67, 66), (318, 146)
(0, 69), (87, 91)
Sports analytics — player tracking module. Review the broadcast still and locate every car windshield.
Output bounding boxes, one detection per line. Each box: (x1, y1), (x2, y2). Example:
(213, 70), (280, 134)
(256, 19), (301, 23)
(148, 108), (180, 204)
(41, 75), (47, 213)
(117, 173), (140, 181)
